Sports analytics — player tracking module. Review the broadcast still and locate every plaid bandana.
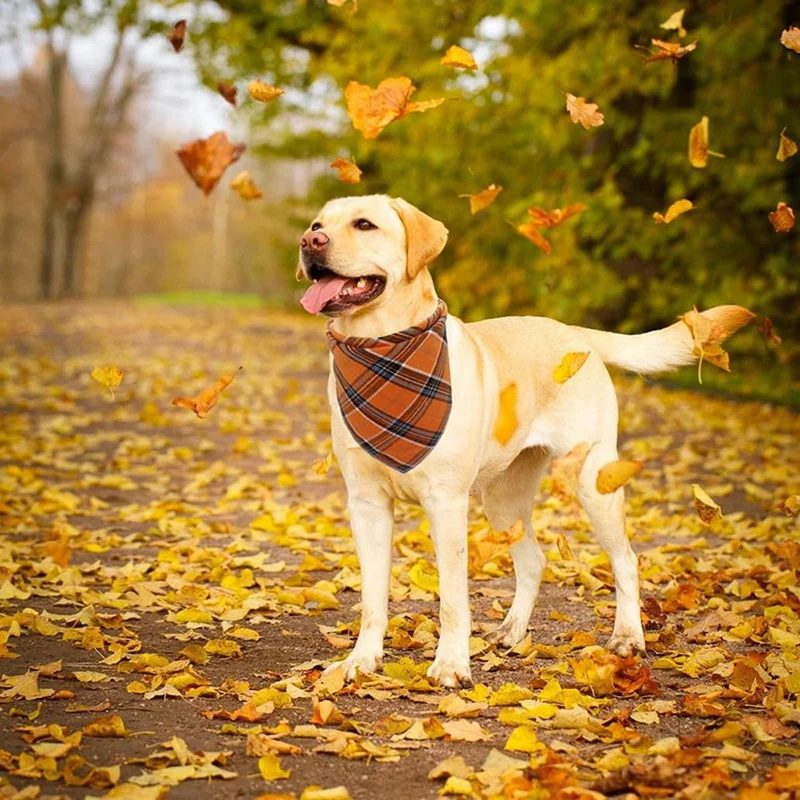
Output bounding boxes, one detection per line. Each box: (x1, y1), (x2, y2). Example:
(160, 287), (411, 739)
(326, 301), (452, 473)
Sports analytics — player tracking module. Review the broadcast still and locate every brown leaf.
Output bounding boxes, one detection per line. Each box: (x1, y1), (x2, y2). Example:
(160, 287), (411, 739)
(596, 460), (643, 494)
(217, 81), (238, 106)
(230, 171), (263, 200)
(644, 38), (698, 63)
(330, 157), (363, 184)
(679, 305), (755, 382)
(176, 132), (246, 196)
(757, 317), (782, 345)
(777, 128), (798, 162)
(780, 26), (800, 53)
(692, 484), (722, 524)
(528, 203), (587, 228)
(565, 93), (604, 129)
(769, 201), (795, 233)
(172, 366), (243, 418)
(167, 20), (186, 52)
(345, 77), (444, 139)
(459, 184), (503, 214)
(248, 80), (285, 104)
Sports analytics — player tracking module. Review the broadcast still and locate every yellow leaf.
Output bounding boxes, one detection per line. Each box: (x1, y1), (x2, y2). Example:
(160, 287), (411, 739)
(441, 45), (478, 70)
(504, 725), (545, 753)
(83, 714), (128, 738)
(692, 484), (722, 524)
(258, 753), (291, 781)
(230, 170), (263, 200)
(409, 559), (439, 595)
(493, 383), (518, 445)
(556, 532), (574, 561)
(688, 116), (724, 168)
(248, 80), (284, 103)
(565, 93), (604, 129)
(91, 366), (124, 398)
(300, 788), (352, 800)
(777, 129), (798, 162)
(204, 639), (242, 658)
(553, 352), (589, 384)
(313, 452), (337, 475)
(174, 609), (214, 625)
(439, 776), (474, 795)
(781, 27), (800, 53)
(459, 184), (503, 215)
(595, 460), (643, 494)
(489, 683), (534, 706)
(330, 157), (362, 184)
(653, 199), (694, 224)
(179, 645), (208, 665)
(73, 671), (109, 683)
(779, 495), (800, 517)
(660, 9), (687, 37)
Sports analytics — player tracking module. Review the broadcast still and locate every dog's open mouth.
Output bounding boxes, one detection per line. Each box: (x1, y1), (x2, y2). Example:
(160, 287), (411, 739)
(300, 267), (386, 315)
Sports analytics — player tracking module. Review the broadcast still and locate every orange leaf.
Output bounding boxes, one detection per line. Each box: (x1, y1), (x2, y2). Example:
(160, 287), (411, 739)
(330, 157), (363, 184)
(653, 199), (693, 224)
(528, 203), (587, 228)
(596, 460), (643, 494)
(565, 93), (604, 129)
(176, 132), (246, 196)
(230, 171), (263, 200)
(688, 116), (725, 169)
(769, 201), (795, 233)
(757, 317), (782, 345)
(781, 26), (800, 53)
(172, 366), (243, 419)
(644, 38), (697, 63)
(459, 184), (503, 214)
(167, 20), (186, 52)
(515, 221), (551, 254)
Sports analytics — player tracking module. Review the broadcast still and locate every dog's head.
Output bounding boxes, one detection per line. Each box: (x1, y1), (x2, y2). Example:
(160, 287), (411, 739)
(297, 195), (448, 316)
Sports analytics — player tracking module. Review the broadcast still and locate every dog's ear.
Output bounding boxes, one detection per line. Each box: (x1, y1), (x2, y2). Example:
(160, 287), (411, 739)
(391, 198), (448, 280)
(295, 261), (305, 281)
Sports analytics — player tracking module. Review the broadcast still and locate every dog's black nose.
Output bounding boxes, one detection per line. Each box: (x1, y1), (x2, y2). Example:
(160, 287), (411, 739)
(301, 231), (330, 251)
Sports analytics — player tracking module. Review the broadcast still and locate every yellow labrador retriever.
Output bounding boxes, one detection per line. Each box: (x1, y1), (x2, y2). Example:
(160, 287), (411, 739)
(297, 194), (750, 688)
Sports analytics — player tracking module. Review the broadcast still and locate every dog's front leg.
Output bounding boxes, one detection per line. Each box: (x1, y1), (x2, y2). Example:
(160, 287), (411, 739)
(326, 490), (393, 680)
(424, 494), (472, 688)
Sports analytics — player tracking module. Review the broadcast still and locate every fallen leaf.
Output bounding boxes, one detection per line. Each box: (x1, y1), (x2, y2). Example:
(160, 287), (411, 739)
(660, 9), (687, 37)
(780, 27), (800, 53)
(441, 45), (478, 70)
(459, 184), (503, 214)
(769, 201), (795, 233)
(91, 365), (124, 398)
(596, 460), (643, 494)
(248, 81), (285, 103)
(176, 132), (246, 195)
(217, 81), (238, 106)
(778, 495), (800, 517)
(689, 116), (725, 168)
(653, 199), (694, 224)
(777, 128), (798, 162)
(171, 366), (243, 418)
(692, 484), (722, 524)
(167, 20), (186, 52)
(258, 753), (291, 781)
(345, 77), (444, 139)
(83, 714), (128, 738)
(230, 171), (263, 201)
(565, 93), (604, 129)
(493, 383), (518, 445)
(553, 352), (589, 384)
(330, 157), (362, 184)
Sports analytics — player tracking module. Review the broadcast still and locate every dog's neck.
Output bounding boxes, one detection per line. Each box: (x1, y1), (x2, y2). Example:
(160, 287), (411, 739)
(330, 270), (439, 339)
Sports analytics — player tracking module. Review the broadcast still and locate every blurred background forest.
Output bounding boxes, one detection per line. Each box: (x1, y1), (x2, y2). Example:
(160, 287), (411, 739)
(0, 0), (798, 400)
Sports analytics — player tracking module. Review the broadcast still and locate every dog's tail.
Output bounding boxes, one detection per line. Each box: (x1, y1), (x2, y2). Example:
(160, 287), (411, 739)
(574, 305), (755, 376)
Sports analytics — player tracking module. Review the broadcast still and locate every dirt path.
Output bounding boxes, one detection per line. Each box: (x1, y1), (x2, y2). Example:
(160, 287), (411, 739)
(0, 301), (799, 800)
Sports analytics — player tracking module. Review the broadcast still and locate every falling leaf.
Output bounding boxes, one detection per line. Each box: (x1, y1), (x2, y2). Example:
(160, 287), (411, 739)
(312, 452), (337, 475)
(692, 484), (722, 524)
(679, 305), (755, 382)
(596, 460), (643, 494)
(553, 352), (589, 384)
(660, 9), (687, 37)
(777, 128), (798, 162)
(248, 81), (285, 103)
(167, 20), (186, 52)
(91, 365), (123, 398)
(653, 199), (694, 224)
(330, 157), (362, 184)
(688, 116), (725, 168)
(556, 532), (574, 561)
(172, 366), (243, 419)
(493, 383), (518, 445)
(441, 45), (478, 70)
(83, 714), (128, 738)
(459, 184), (503, 214)
(515, 221), (551, 254)
(176, 132), (246, 196)
(327, 0), (357, 11)
(565, 93), (604, 129)
(345, 77), (445, 139)
(217, 81), (238, 106)
(258, 753), (291, 781)
(780, 27), (800, 53)
(528, 204), (587, 228)
(230, 171), (263, 201)
(769, 201), (795, 233)
(757, 317), (782, 345)
(643, 38), (697, 63)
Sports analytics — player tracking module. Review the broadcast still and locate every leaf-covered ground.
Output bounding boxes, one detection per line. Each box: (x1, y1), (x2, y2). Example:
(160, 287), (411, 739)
(1, 301), (799, 800)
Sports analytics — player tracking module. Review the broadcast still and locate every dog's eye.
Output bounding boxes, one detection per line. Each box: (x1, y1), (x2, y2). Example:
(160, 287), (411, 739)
(353, 218), (377, 231)
(311, 222), (322, 231)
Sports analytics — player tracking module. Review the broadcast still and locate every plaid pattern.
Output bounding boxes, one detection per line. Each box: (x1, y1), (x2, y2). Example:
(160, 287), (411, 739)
(326, 301), (452, 473)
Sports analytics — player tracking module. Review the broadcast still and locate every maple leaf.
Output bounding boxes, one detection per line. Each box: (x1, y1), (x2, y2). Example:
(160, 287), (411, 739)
(692, 484), (722, 524)
(230, 171), (263, 200)
(217, 81), (237, 106)
(247, 80), (284, 103)
(441, 45), (478, 70)
(459, 184), (503, 214)
(660, 9), (687, 37)
(171, 366), (243, 418)
(345, 77), (444, 139)
(553, 352), (589, 384)
(780, 26), (800, 53)
(565, 93), (604, 129)
(679, 306), (755, 382)
(653, 199), (693, 224)
(167, 20), (186, 52)
(688, 116), (725, 168)
(769, 201), (795, 233)
(91, 365), (123, 398)
(330, 157), (363, 184)
(493, 383), (518, 445)
(596, 460), (643, 494)
(176, 132), (246, 196)
(777, 128), (798, 162)
(643, 38), (698, 63)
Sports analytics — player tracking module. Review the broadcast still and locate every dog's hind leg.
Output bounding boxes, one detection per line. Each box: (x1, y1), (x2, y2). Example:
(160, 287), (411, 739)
(576, 439), (645, 656)
(482, 446), (551, 648)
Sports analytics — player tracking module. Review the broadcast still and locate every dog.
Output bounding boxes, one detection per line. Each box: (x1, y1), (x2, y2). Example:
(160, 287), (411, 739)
(297, 194), (751, 688)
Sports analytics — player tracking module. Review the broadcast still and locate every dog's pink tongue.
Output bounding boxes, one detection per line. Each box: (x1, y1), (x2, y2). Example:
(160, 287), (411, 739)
(300, 276), (348, 314)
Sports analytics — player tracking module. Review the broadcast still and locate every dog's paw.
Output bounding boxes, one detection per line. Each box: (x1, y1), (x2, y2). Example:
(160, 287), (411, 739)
(427, 656), (472, 689)
(486, 618), (528, 649)
(323, 653), (381, 682)
(606, 630), (646, 658)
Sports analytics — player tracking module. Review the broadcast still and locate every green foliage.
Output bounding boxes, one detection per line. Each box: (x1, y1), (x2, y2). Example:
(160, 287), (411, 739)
(199, 0), (799, 347)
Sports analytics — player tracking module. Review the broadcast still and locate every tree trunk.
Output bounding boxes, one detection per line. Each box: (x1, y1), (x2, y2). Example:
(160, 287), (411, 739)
(61, 190), (92, 298)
